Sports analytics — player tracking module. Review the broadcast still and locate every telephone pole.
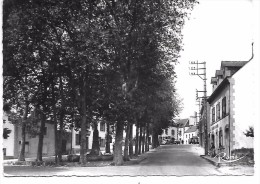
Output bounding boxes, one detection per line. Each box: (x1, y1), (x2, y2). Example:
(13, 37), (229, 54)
(189, 61), (208, 155)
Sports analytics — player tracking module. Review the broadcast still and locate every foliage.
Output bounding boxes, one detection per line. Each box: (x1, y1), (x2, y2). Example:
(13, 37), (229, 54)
(3, 0), (197, 164)
(3, 128), (12, 139)
(244, 126), (254, 137)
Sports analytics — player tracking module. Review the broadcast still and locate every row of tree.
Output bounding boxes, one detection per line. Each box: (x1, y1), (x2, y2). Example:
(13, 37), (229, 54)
(3, 0), (197, 165)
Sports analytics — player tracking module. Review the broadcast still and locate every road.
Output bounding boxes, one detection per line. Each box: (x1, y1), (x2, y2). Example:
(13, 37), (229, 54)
(4, 145), (222, 176)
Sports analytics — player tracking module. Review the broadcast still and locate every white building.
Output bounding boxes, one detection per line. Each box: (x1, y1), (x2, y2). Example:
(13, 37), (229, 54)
(2, 113), (57, 159)
(207, 48), (257, 157)
(159, 119), (190, 144)
(184, 126), (198, 144)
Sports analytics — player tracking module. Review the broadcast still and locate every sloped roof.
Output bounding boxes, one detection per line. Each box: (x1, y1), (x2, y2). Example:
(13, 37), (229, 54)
(215, 70), (224, 76)
(185, 126), (198, 133)
(174, 119), (189, 128)
(221, 61), (248, 68)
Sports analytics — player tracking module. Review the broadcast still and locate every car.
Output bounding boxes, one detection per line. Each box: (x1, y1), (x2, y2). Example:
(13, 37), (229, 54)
(161, 140), (167, 145)
(174, 140), (180, 144)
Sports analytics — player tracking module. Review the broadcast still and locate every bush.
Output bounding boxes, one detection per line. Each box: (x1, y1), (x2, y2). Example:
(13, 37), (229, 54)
(231, 148), (254, 164)
(67, 154), (114, 162)
(67, 154), (80, 162)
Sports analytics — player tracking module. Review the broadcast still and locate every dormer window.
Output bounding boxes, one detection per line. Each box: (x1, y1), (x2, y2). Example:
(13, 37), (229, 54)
(216, 70), (224, 79)
(211, 77), (217, 85)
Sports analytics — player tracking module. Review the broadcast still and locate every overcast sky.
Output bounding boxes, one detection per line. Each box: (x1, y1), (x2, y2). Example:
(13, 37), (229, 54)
(175, 0), (255, 119)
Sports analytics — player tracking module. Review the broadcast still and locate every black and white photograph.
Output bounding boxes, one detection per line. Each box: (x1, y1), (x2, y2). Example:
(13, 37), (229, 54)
(1, 0), (260, 183)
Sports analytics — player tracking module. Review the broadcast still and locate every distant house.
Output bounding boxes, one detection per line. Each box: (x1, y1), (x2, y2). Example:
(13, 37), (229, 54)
(2, 113), (61, 159)
(207, 56), (256, 157)
(159, 119), (189, 144)
(184, 125), (198, 144)
(71, 121), (111, 154)
(175, 119), (190, 144)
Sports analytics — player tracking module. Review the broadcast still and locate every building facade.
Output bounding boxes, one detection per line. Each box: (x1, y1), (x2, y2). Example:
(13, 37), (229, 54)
(184, 125), (198, 144)
(207, 58), (255, 158)
(3, 113), (58, 159)
(159, 119), (190, 144)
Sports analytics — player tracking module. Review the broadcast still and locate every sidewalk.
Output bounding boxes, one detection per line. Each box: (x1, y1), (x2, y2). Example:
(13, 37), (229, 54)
(200, 153), (254, 175)
(3, 146), (156, 166)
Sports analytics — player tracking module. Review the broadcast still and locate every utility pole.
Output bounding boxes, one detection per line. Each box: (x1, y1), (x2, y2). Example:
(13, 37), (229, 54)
(189, 61), (208, 155)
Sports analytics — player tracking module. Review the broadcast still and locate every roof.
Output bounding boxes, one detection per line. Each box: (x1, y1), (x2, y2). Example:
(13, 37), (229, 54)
(174, 119), (189, 128)
(221, 61), (248, 68)
(211, 77), (217, 84)
(215, 70), (224, 76)
(207, 77), (229, 103)
(185, 126), (198, 133)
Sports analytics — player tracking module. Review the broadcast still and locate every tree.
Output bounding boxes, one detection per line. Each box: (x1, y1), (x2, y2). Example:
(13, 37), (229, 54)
(244, 126), (254, 137)
(3, 128), (12, 139)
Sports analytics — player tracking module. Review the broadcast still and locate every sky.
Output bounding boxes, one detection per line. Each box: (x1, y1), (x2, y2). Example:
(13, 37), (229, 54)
(175, 0), (255, 119)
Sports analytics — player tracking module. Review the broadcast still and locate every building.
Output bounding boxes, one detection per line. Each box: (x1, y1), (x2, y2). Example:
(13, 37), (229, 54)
(160, 126), (178, 142)
(175, 119), (190, 144)
(71, 121), (109, 154)
(184, 125), (199, 144)
(207, 51), (256, 157)
(159, 119), (190, 144)
(3, 113), (60, 159)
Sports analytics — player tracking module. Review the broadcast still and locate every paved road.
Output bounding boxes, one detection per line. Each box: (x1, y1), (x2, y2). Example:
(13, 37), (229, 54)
(4, 145), (221, 176)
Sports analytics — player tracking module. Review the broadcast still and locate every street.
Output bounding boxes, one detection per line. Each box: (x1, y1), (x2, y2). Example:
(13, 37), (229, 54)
(4, 145), (222, 176)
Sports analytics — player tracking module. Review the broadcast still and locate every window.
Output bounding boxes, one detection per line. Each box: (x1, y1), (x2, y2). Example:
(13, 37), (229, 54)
(222, 97), (226, 117)
(171, 130), (175, 136)
(179, 130), (182, 136)
(76, 132), (81, 145)
(219, 129), (223, 147)
(212, 107), (215, 123)
(100, 122), (105, 132)
(3, 148), (6, 156)
(165, 129), (168, 135)
(100, 138), (105, 147)
(216, 103), (220, 120)
(186, 134), (187, 138)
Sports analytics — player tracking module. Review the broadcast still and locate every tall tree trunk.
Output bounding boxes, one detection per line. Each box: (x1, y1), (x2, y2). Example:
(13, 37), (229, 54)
(145, 123), (149, 152)
(51, 80), (58, 164)
(58, 74), (64, 162)
(129, 123), (133, 158)
(18, 100), (29, 161)
(113, 122), (124, 165)
(36, 111), (46, 162)
(123, 122), (130, 161)
(105, 121), (111, 154)
(135, 122), (139, 156)
(90, 122), (100, 155)
(142, 127), (145, 153)
(58, 112), (64, 162)
(152, 129), (159, 149)
(54, 111), (58, 164)
(138, 125), (142, 155)
(79, 81), (87, 164)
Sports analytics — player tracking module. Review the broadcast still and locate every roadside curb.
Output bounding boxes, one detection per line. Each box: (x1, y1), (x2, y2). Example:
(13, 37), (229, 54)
(200, 155), (231, 167)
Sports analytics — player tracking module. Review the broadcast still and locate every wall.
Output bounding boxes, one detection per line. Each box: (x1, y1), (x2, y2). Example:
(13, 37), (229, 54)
(209, 83), (230, 155)
(184, 130), (198, 144)
(71, 122), (108, 154)
(232, 59), (256, 149)
(14, 122), (56, 158)
(3, 114), (15, 157)
(161, 127), (178, 140)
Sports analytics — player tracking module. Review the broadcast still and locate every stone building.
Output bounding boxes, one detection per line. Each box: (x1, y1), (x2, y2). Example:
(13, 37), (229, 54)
(207, 54), (256, 157)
